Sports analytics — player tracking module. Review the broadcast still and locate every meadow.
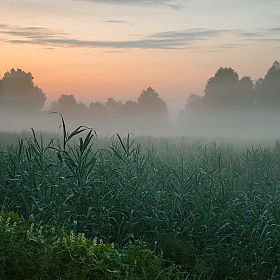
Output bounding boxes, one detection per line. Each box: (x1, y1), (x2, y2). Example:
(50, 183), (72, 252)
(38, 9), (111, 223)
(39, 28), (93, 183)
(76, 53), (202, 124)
(1, 121), (280, 279)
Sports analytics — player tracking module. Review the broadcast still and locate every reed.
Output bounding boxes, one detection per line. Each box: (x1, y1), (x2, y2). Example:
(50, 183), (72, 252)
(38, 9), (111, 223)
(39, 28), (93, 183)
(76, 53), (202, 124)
(1, 123), (280, 279)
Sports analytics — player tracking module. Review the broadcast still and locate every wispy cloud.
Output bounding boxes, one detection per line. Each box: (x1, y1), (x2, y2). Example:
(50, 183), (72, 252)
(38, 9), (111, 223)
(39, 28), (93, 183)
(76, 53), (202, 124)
(0, 24), (67, 42)
(242, 27), (280, 36)
(0, 23), (279, 50)
(74, 0), (173, 5)
(103, 20), (131, 24)
(213, 43), (245, 49)
(167, 4), (184, 10)
(239, 27), (280, 42)
(72, 0), (184, 9)
(152, 29), (221, 40)
(0, 24), (223, 49)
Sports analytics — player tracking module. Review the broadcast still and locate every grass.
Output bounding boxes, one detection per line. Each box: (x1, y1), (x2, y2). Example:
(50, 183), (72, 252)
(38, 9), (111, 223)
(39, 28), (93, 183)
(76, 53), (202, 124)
(1, 121), (280, 279)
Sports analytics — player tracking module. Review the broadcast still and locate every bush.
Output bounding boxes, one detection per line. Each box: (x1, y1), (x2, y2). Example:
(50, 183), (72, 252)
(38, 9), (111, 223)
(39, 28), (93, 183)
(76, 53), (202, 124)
(0, 212), (182, 279)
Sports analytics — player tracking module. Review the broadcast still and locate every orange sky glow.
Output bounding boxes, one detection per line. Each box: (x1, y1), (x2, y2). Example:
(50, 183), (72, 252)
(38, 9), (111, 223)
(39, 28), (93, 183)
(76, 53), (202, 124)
(0, 0), (279, 116)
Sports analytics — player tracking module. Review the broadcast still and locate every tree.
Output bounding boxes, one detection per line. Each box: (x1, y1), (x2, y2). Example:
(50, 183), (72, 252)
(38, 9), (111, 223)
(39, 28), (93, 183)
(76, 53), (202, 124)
(203, 67), (239, 109)
(0, 68), (46, 113)
(105, 98), (123, 110)
(256, 61), (280, 109)
(51, 94), (76, 110)
(185, 94), (202, 114)
(104, 98), (123, 118)
(50, 94), (87, 116)
(235, 76), (255, 109)
(202, 67), (258, 112)
(137, 87), (168, 118)
(123, 100), (139, 117)
(89, 101), (105, 115)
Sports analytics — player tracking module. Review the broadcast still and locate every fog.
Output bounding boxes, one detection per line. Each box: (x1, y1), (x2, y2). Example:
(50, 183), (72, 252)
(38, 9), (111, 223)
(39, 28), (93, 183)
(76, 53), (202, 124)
(0, 62), (280, 142)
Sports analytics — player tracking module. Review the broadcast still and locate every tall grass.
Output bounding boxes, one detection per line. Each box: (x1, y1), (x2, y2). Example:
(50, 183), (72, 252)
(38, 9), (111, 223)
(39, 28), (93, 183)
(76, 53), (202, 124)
(1, 124), (280, 279)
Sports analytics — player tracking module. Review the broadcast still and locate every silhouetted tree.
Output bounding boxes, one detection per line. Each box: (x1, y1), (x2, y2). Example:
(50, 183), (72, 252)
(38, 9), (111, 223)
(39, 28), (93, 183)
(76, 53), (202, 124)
(0, 68), (46, 113)
(184, 94), (202, 114)
(104, 98), (123, 118)
(89, 101), (105, 114)
(50, 94), (76, 112)
(105, 98), (123, 110)
(88, 101), (106, 123)
(180, 66), (261, 125)
(137, 87), (168, 118)
(123, 100), (139, 117)
(50, 94), (87, 116)
(235, 76), (255, 109)
(203, 67), (239, 110)
(256, 61), (280, 109)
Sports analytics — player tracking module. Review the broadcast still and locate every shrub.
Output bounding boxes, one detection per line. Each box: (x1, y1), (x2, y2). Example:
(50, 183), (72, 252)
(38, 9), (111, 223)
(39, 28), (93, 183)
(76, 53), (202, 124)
(0, 212), (180, 279)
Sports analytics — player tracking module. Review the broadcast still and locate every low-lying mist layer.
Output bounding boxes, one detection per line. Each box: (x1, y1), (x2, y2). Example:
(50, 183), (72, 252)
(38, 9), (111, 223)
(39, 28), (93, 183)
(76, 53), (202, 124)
(0, 61), (280, 141)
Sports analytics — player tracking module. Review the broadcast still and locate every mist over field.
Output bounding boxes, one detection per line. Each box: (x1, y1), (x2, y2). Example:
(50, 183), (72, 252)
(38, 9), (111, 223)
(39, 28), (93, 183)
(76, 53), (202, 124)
(0, 61), (280, 141)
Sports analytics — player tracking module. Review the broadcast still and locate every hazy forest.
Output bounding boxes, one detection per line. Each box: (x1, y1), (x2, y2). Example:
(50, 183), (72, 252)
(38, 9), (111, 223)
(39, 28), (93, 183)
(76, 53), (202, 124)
(0, 61), (280, 138)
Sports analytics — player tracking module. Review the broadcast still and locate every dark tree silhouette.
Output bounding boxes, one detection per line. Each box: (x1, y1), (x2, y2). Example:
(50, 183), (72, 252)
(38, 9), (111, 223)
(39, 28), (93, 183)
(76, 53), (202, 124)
(256, 61), (280, 109)
(0, 68), (46, 113)
(89, 101), (105, 114)
(51, 94), (76, 112)
(137, 87), (168, 118)
(203, 67), (239, 109)
(105, 98), (123, 110)
(123, 100), (139, 117)
(235, 76), (255, 109)
(181, 66), (261, 124)
(184, 93), (202, 114)
(50, 94), (87, 116)
(104, 98), (123, 118)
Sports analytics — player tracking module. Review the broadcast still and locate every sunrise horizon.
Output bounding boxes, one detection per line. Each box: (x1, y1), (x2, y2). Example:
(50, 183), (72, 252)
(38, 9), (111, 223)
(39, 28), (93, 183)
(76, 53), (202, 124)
(1, 0), (279, 118)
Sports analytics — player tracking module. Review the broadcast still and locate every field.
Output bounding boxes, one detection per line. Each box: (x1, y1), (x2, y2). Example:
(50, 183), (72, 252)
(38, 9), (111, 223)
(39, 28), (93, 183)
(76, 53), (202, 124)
(1, 123), (280, 279)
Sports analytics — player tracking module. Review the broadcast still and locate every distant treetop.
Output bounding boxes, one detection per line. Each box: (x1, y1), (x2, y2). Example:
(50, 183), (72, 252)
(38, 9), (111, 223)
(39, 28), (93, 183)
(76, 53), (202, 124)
(0, 68), (46, 113)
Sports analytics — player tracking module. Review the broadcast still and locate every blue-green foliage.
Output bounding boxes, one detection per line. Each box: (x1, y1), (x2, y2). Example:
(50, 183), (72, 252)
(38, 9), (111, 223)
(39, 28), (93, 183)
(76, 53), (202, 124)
(1, 126), (280, 279)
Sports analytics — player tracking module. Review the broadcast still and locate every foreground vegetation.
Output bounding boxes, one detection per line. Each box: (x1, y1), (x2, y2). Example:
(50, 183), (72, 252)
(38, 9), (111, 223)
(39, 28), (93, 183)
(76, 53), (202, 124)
(1, 122), (280, 279)
(1, 212), (177, 279)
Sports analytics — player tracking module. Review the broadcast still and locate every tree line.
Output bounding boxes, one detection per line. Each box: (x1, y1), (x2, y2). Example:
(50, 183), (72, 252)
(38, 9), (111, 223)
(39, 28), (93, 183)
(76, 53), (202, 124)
(180, 61), (280, 118)
(0, 69), (168, 125)
(49, 87), (168, 124)
(0, 61), (279, 126)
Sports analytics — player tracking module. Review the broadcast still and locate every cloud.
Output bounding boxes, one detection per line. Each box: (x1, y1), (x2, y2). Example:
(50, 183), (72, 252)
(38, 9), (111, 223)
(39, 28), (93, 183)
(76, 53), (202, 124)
(103, 20), (131, 24)
(0, 24), (67, 42)
(74, 0), (173, 5)
(239, 27), (280, 42)
(167, 4), (184, 10)
(152, 29), (221, 39)
(0, 24), (223, 49)
(72, 0), (185, 9)
(0, 23), (279, 50)
(213, 43), (246, 49)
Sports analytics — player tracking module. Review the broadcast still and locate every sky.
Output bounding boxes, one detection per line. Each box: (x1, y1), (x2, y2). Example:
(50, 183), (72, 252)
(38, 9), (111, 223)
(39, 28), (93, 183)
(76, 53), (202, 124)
(0, 0), (279, 117)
